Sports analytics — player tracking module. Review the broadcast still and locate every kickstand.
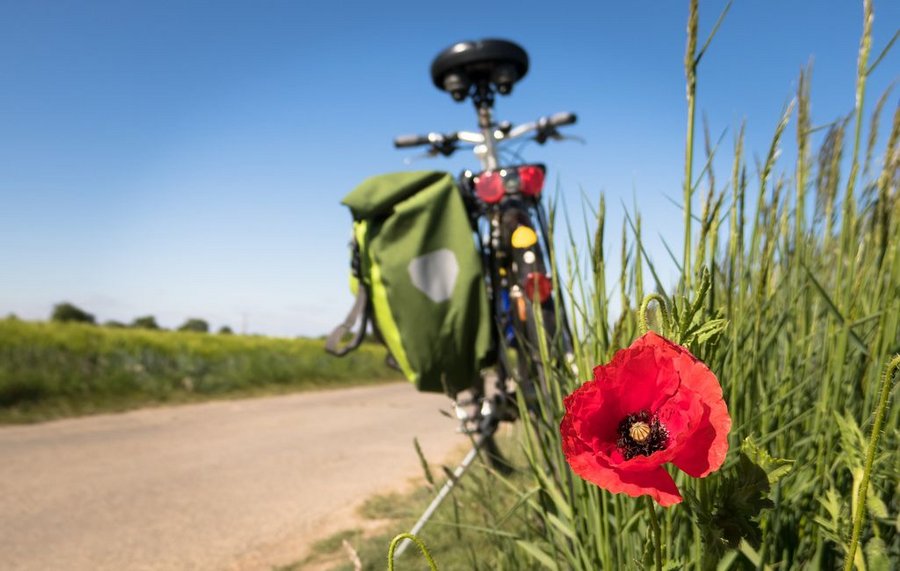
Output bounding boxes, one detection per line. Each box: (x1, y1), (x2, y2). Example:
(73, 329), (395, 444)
(392, 432), (491, 559)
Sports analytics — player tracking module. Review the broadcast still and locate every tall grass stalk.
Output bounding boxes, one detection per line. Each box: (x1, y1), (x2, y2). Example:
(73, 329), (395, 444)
(456, 0), (899, 569)
(682, 0), (699, 291)
(844, 356), (900, 571)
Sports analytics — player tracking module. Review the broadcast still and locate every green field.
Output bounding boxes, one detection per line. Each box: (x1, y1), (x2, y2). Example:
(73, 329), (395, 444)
(0, 318), (399, 423)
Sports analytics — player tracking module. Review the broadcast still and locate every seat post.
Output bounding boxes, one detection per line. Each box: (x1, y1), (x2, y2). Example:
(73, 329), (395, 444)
(473, 83), (499, 170)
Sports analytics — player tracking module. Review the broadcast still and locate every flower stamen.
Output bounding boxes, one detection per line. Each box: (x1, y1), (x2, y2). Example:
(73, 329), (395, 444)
(629, 421), (651, 442)
(617, 410), (668, 460)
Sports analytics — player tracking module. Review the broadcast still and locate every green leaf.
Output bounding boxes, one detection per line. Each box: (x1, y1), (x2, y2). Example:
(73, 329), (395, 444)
(740, 437), (795, 485)
(695, 318), (729, 344)
(849, 465), (890, 521)
(802, 263), (869, 355)
(683, 317), (729, 346)
(738, 539), (762, 567)
(413, 437), (435, 490)
(833, 412), (867, 468)
(695, 452), (779, 555)
(515, 540), (559, 571)
(620, 506), (645, 534)
(813, 488), (849, 548)
(865, 537), (890, 571)
(819, 487), (844, 523)
(545, 512), (577, 542)
(715, 551), (739, 571)
(866, 489), (889, 520)
(531, 468), (573, 521)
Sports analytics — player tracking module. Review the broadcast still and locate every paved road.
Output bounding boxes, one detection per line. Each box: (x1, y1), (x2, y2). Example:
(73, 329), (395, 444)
(0, 383), (464, 570)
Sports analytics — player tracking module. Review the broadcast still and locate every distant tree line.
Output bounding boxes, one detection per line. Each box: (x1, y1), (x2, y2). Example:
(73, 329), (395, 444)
(49, 302), (233, 334)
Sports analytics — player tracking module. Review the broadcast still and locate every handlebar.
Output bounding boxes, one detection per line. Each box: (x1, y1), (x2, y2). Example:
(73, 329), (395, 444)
(548, 111), (576, 126)
(393, 111), (577, 152)
(394, 132), (459, 148)
(508, 112), (577, 140)
(394, 134), (431, 148)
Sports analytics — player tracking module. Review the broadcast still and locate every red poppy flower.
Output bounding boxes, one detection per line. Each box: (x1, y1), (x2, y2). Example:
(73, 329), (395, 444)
(560, 331), (730, 506)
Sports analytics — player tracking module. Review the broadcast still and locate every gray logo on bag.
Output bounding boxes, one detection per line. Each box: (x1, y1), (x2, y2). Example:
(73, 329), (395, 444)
(408, 249), (459, 303)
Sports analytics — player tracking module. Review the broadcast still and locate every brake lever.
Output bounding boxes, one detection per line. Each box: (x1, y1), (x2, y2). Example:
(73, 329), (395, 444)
(535, 127), (555, 145)
(401, 142), (459, 164)
(432, 141), (458, 157)
(549, 133), (587, 145)
(402, 150), (439, 165)
(535, 125), (585, 145)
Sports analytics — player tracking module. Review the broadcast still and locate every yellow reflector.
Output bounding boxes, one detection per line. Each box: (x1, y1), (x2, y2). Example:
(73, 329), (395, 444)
(511, 226), (538, 249)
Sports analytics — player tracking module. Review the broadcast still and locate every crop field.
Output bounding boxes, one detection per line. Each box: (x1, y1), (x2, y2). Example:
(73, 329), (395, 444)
(0, 319), (398, 423)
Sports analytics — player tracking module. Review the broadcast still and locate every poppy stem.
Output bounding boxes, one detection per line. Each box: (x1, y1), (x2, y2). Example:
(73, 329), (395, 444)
(639, 293), (671, 336)
(388, 532), (438, 571)
(645, 496), (663, 571)
(843, 354), (900, 571)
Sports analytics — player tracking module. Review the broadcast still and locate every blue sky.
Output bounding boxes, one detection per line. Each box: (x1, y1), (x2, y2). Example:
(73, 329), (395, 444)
(1, 1), (897, 336)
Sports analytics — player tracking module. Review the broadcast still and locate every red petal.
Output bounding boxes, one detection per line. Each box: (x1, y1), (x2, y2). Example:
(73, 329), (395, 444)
(670, 350), (731, 477)
(654, 386), (703, 456)
(561, 331), (729, 505)
(563, 380), (621, 451)
(673, 404), (716, 476)
(615, 466), (683, 506)
(635, 332), (731, 477)
(591, 333), (681, 415)
(560, 420), (682, 506)
(577, 459), (681, 506)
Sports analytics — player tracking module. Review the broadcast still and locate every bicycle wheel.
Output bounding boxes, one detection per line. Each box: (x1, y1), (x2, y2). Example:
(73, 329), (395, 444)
(477, 403), (515, 475)
(500, 204), (569, 404)
(471, 201), (570, 473)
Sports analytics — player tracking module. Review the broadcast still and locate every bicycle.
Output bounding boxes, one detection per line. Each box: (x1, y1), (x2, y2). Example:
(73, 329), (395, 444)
(390, 38), (578, 554)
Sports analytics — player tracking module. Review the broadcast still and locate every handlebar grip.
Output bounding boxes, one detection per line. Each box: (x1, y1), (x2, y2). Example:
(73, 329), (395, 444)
(548, 112), (577, 127)
(394, 134), (430, 148)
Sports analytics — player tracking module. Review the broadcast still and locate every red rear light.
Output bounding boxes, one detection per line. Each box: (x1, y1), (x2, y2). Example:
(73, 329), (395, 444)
(518, 165), (545, 197)
(474, 170), (504, 203)
(524, 272), (552, 303)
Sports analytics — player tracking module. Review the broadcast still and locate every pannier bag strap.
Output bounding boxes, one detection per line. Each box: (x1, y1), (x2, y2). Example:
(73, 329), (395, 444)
(325, 287), (369, 356)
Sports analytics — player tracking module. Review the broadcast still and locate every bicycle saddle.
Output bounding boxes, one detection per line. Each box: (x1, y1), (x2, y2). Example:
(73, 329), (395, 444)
(430, 39), (529, 101)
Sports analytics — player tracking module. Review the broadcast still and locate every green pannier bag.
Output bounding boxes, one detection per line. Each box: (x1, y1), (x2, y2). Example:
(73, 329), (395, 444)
(326, 171), (491, 396)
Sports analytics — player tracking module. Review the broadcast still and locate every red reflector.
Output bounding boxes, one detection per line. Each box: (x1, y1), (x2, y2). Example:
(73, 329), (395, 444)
(475, 171), (504, 203)
(518, 165), (545, 196)
(524, 272), (552, 303)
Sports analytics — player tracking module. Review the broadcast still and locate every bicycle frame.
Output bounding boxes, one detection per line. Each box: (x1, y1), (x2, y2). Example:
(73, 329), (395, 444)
(395, 84), (577, 415)
(464, 170), (571, 404)
(394, 135), (575, 560)
(392, 38), (576, 559)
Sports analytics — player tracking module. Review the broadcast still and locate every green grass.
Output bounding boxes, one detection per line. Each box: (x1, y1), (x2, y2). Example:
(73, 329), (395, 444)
(274, 528), (365, 570)
(292, 430), (537, 571)
(0, 319), (399, 423)
(474, 1), (900, 568)
(344, 1), (899, 569)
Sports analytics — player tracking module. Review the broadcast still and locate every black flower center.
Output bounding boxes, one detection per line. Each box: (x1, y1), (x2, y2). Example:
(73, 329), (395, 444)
(616, 410), (668, 460)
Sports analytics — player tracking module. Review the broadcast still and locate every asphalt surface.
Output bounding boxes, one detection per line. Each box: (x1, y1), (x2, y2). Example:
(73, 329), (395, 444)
(0, 383), (463, 570)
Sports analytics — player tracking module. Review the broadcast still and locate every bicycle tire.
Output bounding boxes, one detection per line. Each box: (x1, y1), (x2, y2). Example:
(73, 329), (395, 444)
(479, 423), (514, 475)
(502, 203), (568, 405)
(469, 201), (570, 475)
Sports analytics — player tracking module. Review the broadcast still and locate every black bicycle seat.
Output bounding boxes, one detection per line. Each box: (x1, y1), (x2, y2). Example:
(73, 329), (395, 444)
(430, 39), (529, 101)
